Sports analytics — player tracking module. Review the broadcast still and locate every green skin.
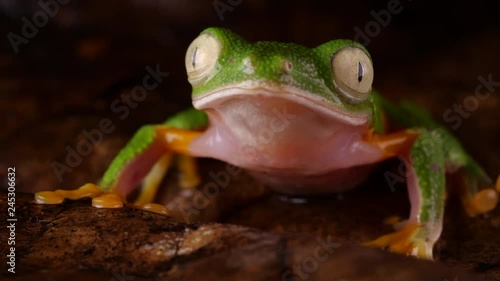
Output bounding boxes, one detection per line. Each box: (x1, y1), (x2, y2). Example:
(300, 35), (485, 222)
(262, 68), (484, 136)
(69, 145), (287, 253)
(98, 27), (492, 257)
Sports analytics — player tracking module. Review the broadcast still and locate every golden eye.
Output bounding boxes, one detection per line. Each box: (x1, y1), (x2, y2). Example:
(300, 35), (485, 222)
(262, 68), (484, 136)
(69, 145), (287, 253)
(185, 33), (221, 86)
(331, 47), (374, 102)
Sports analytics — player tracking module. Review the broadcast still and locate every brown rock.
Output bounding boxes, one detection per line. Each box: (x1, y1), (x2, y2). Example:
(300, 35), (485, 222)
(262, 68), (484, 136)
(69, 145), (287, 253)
(0, 192), (490, 281)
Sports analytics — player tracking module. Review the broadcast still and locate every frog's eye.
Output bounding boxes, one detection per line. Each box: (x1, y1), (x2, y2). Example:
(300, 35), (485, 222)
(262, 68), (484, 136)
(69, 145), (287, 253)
(185, 33), (221, 86)
(331, 47), (374, 102)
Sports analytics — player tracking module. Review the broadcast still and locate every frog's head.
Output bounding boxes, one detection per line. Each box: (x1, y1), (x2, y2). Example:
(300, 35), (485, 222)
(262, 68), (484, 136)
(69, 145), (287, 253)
(185, 27), (374, 126)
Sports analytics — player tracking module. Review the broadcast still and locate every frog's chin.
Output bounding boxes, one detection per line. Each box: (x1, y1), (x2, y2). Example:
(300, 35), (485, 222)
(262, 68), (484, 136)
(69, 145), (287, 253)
(192, 85), (370, 126)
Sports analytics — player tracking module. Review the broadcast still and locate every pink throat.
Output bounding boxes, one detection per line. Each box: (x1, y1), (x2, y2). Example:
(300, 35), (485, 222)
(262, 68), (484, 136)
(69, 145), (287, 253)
(189, 94), (384, 193)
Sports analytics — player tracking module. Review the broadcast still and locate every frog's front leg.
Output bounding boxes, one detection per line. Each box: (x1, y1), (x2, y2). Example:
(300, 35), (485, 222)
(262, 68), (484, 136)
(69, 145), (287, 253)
(35, 108), (207, 213)
(363, 129), (447, 259)
(363, 98), (499, 259)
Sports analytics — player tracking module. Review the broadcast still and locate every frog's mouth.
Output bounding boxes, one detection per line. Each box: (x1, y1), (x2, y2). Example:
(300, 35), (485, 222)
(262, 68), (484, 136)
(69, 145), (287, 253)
(192, 85), (370, 126)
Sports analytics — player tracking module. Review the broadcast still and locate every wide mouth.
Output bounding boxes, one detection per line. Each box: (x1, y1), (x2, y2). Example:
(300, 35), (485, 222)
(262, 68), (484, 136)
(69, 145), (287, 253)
(192, 84), (370, 126)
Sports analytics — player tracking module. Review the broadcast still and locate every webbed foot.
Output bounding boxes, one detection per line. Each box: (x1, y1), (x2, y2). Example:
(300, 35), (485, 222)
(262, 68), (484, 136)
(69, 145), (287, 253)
(463, 175), (500, 216)
(363, 223), (434, 259)
(35, 183), (125, 208)
(35, 183), (170, 215)
(137, 203), (171, 215)
(35, 183), (105, 205)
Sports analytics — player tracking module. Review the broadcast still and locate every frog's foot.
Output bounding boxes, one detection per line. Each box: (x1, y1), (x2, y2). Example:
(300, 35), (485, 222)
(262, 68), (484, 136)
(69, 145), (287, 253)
(363, 223), (434, 259)
(135, 203), (171, 215)
(35, 183), (125, 208)
(463, 175), (500, 216)
(35, 182), (170, 215)
(92, 192), (124, 208)
(35, 183), (103, 204)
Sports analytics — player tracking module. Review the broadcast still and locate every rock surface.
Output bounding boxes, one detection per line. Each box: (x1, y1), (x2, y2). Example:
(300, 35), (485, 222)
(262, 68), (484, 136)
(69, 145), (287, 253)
(0, 192), (493, 281)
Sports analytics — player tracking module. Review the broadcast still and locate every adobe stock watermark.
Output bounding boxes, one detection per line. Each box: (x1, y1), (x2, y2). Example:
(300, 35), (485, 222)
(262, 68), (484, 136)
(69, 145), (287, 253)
(443, 73), (500, 130)
(51, 64), (169, 182)
(213, 0), (243, 21)
(381, 73), (499, 191)
(353, 0), (410, 46)
(7, 0), (70, 54)
(282, 237), (340, 281)
(383, 73), (499, 191)
(176, 102), (297, 222)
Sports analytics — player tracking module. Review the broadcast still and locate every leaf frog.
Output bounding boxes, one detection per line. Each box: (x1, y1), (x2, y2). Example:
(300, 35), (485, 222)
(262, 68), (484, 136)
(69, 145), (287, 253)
(35, 27), (500, 259)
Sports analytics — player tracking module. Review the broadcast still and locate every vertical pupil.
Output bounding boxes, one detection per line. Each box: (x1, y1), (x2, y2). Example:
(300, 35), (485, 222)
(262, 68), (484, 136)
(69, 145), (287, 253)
(357, 62), (363, 82)
(192, 47), (198, 67)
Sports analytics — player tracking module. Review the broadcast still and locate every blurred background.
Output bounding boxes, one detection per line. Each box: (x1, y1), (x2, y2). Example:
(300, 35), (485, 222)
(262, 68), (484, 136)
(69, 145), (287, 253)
(0, 0), (499, 192)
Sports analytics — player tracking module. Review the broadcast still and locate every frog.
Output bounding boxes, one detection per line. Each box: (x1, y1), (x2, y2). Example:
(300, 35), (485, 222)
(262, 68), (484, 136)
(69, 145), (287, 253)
(35, 27), (500, 259)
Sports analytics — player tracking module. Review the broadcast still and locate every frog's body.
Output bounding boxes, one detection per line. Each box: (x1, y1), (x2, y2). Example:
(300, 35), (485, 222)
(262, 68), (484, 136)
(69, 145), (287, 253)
(36, 28), (499, 259)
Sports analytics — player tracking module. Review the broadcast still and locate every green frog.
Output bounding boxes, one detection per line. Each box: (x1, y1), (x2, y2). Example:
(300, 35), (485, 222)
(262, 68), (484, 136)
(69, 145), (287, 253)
(35, 27), (499, 259)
